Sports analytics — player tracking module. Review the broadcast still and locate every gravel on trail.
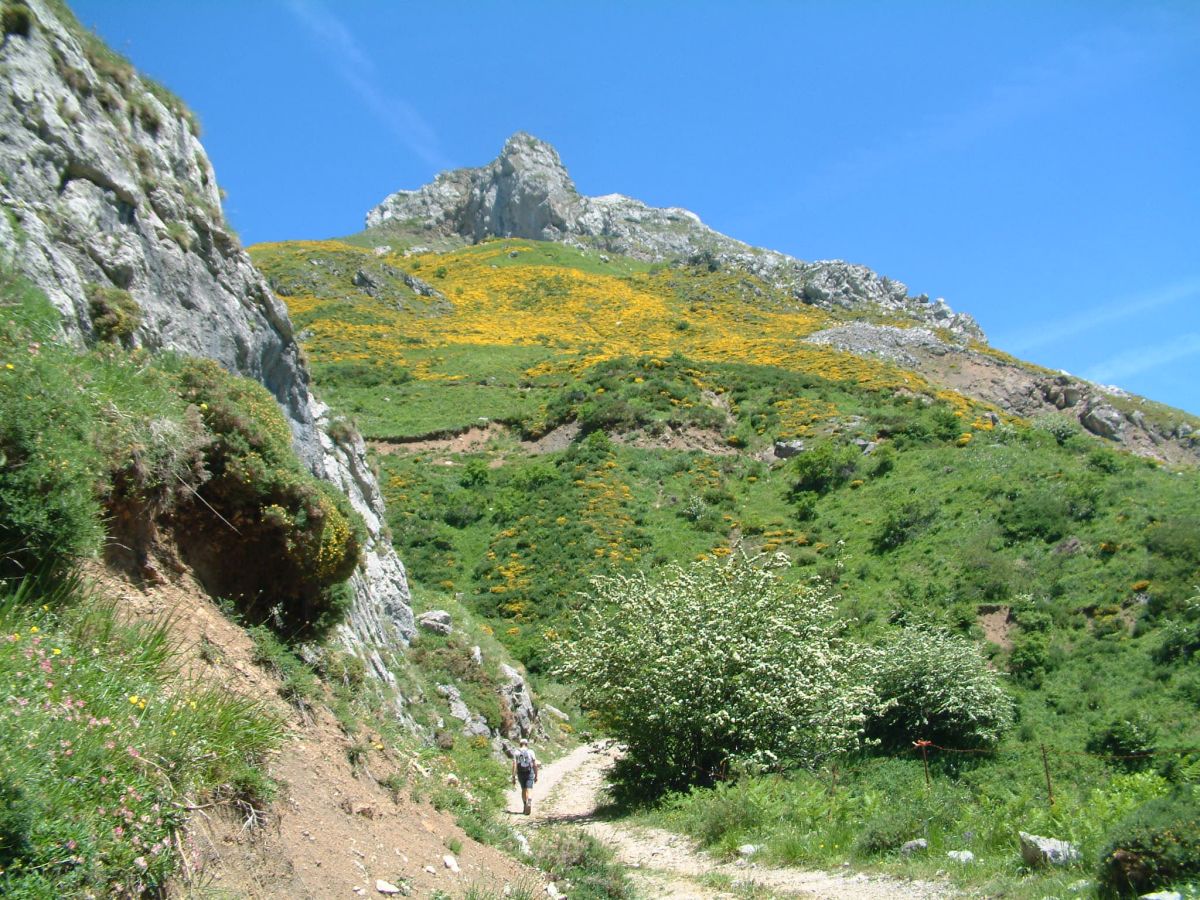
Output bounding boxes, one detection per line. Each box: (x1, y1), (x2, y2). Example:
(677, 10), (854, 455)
(506, 742), (957, 899)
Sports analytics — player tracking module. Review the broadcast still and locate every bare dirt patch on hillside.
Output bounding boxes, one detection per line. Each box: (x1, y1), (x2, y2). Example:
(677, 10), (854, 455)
(616, 426), (737, 455)
(511, 742), (956, 899)
(370, 421), (508, 455)
(369, 419), (743, 461)
(977, 605), (1015, 651)
(88, 564), (540, 899)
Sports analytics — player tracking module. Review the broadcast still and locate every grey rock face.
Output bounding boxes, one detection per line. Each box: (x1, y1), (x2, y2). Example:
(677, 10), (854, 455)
(0, 2), (413, 675)
(417, 610), (453, 635)
(773, 439), (806, 459)
(366, 133), (984, 337)
(1042, 376), (1084, 410)
(0, 4), (317, 455)
(436, 684), (471, 721)
(436, 684), (490, 738)
(499, 663), (540, 740)
(804, 322), (962, 366)
(1018, 831), (1080, 867)
(901, 839), (928, 855)
(1081, 399), (1125, 440)
(311, 400), (414, 664)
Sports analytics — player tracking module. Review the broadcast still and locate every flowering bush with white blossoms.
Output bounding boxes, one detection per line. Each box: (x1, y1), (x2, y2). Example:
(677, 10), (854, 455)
(865, 626), (1014, 750)
(556, 554), (879, 793)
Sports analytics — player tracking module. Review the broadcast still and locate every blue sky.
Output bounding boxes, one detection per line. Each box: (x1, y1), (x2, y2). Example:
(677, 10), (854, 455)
(72, 1), (1200, 414)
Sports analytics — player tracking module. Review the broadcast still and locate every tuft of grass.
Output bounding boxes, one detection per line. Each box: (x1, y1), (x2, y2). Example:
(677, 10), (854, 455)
(246, 623), (320, 709)
(531, 828), (633, 899)
(2, 1), (33, 38)
(85, 282), (142, 344)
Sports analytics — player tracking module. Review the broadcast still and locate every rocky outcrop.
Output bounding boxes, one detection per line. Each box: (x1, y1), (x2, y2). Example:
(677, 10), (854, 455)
(799, 323), (1199, 464)
(1080, 398), (1125, 440)
(1018, 831), (1080, 867)
(499, 663), (540, 740)
(436, 684), (491, 739)
(367, 133), (983, 337)
(0, 3), (317, 453)
(416, 609), (453, 636)
(0, 2), (413, 670)
(804, 322), (964, 366)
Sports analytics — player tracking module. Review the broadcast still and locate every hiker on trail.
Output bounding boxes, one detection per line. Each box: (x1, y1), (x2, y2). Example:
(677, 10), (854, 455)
(512, 738), (539, 815)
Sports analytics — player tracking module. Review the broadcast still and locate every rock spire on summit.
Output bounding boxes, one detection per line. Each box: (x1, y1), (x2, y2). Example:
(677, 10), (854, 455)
(365, 132), (982, 336)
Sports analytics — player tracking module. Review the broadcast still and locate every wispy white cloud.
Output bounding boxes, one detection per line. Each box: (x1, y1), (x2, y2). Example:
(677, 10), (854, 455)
(283, 0), (448, 170)
(1004, 276), (1200, 354)
(1084, 331), (1200, 383)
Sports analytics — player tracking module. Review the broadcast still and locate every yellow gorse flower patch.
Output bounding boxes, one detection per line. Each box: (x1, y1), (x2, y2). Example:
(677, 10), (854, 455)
(256, 238), (980, 407)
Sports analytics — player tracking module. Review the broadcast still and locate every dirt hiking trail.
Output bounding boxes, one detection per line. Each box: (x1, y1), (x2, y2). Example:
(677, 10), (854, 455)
(508, 742), (955, 899)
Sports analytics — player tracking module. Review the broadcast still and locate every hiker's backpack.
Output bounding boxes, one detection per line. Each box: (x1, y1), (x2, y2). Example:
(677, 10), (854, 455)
(516, 748), (534, 771)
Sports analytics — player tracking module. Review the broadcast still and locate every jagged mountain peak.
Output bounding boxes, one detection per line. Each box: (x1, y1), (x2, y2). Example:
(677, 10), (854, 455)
(498, 131), (571, 175)
(366, 133), (982, 337)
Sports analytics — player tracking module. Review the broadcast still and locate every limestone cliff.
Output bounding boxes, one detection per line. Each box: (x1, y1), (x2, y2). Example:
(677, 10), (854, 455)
(367, 132), (982, 338)
(0, 0), (413, 673)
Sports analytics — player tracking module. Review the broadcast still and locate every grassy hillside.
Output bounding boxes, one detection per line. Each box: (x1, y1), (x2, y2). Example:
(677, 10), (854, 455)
(253, 234), (1200, 895)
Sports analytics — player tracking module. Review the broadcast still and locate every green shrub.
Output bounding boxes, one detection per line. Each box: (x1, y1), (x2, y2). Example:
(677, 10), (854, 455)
(873, 401), (962, 447)
(314, 359), (413, 390)
(787, 441), (859, 495)
(0, 284), (105, 576)
(1001, 487), (1072, 541)
(1087, 715), (1159, 771)
(172, 358), (364, 639)
(1008, 633), (1051, 686)
(791, 489), (819, 521)
(872, 499), (937, 552)
(865, 627), (1014, 751)
(1099, 787), (1200, 897)
(1155, 595), (1200, 664)
(853, 808), (923, 855)
(2, 2), (33, 38)
(1034, 414), (1083, 447)
(556, 555), (876, 795)
(957, 539), (1015, 601)
(1146, 518), (1200, 564)
(0, 773), (32, 869)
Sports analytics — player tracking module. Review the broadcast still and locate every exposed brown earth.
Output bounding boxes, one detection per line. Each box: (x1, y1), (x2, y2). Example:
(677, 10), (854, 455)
(87, 564), (541, 899)
(977, 605), (1015, 651)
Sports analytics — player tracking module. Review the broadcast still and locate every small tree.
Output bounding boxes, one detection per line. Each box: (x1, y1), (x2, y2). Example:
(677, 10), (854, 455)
(556, 555), (877, 794)
(866, 627), (1014, 751)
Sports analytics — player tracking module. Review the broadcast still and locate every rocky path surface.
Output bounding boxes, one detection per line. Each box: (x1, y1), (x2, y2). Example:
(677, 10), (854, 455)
(507, 742), (955, 899)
